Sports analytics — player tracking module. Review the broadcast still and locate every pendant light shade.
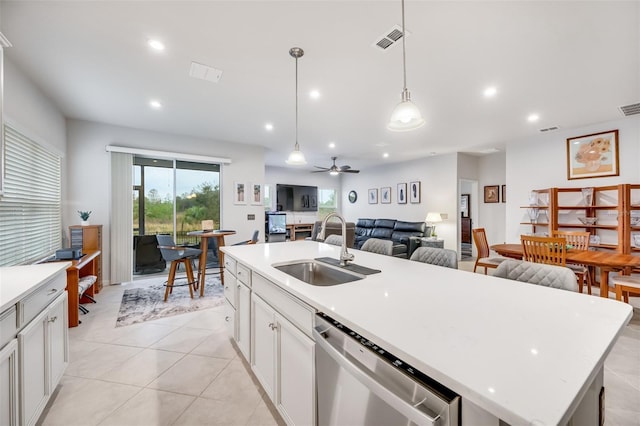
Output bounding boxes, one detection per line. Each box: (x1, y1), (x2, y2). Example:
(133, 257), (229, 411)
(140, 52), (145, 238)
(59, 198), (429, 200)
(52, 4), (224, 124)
(285, 47), (307, 165)
(388, 0), (425, 132)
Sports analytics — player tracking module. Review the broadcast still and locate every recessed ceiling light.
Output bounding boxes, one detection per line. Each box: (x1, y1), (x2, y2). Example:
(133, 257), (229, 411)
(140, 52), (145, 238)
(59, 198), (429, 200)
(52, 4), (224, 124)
(328, 142), (335, 148)
(483, 86), (497, 98)
(149, 100), (162, 109)
(147, 39), (165, 51)
(383, 152), (389, 158)
(265, 123), (274, 131)
(527, 113), (540, 122)
(310, 90), (320, 99)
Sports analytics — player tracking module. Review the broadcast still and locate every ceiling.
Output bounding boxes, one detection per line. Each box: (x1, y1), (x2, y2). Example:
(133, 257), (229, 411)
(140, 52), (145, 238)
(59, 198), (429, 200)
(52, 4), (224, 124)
(1, 1), (638, 170)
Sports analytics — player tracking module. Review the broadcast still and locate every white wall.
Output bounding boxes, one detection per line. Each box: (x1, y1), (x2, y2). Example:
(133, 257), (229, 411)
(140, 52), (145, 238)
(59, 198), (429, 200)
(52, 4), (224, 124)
(477, 152), (507, 245)
(341, 154), (459, 250)
(505, 116), (640, 243)
(66, 119), (265, 283)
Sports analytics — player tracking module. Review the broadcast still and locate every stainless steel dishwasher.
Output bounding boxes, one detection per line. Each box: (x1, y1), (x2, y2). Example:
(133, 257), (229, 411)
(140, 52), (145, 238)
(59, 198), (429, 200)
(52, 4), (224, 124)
(314, 313), (460, 426)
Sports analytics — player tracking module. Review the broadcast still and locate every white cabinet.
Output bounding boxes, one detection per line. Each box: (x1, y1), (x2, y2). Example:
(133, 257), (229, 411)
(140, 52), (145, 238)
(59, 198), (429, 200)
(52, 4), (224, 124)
(0, 339), (19, 426)
(18, 292), (68, 426)
(237, 281), (251, 359)
(251, 288), (316, 426)
(223, 257), (252, 360)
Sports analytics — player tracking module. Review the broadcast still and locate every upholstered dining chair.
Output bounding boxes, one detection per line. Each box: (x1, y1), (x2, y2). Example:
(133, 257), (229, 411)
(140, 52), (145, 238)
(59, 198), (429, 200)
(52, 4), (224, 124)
(233, 230), (260, 245)
(156, 234), (202, 302)
(472, 228), (507, 274)
(361, 238), (394, 256)
(323, 234), (343, 246)
(494, 259), (578, 292)
(410, 247), (458, 269)
(520, 235), (567, 266)
(552, 230), (592, 294)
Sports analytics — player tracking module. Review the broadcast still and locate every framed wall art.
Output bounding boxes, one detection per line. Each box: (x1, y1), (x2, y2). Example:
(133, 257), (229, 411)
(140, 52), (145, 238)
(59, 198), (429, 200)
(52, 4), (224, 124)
(234, 182), (246, 204)
(368, 188), (378, 204)
(397, 183), (407, 204)
(460, 194), (470, 217)
(380, 187), (391, 204)
(409, 181), (421, 203)
(251, 183), (263, 205)
(566, 129), (619, 180)
(484, 185), (499, 203)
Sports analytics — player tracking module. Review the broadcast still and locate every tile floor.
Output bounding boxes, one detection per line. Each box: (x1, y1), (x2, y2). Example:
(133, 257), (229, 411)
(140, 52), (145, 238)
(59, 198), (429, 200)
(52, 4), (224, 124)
(38, 261), (640, 425)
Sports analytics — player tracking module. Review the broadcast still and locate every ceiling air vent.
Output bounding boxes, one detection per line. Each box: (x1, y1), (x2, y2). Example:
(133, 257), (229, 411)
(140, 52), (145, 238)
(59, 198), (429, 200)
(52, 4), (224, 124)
(538, 126), (560, 133)
(372, 25), (410, 51)
(189, 61), (223, 83)
(619, 102), (640, 116)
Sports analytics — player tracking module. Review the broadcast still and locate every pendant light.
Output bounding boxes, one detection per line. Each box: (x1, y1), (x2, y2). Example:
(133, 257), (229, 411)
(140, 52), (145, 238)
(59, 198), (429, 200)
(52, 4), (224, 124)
(387, 0), (425, 132)
(286, 47), (307, 165)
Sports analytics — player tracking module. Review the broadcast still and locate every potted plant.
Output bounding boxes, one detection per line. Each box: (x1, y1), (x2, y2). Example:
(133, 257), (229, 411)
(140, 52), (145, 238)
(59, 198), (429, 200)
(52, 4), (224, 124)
(78, 210), (92, 226)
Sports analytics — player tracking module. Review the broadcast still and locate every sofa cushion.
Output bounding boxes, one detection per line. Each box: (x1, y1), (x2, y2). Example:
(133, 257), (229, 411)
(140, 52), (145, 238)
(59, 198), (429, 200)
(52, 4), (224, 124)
(394, 221), (426, 233)
(356, 218), (376, 228)
(371, 227), (394, 240)
(374, 219), (396, 229)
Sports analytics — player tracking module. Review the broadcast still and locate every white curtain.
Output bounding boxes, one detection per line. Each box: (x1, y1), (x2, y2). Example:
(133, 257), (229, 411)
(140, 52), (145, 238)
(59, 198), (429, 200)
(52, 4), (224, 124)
(110, 152), (133, 283)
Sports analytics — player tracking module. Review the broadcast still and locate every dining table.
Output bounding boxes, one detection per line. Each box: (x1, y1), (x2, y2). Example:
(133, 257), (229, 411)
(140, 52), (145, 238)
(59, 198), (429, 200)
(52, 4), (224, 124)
(491, 243), (640, 298)
(187, 230), (236, 296)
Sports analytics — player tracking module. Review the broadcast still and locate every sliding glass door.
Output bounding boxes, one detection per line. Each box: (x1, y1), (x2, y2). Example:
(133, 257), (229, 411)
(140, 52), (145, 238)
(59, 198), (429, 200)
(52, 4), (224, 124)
(133, 156), (220, 245)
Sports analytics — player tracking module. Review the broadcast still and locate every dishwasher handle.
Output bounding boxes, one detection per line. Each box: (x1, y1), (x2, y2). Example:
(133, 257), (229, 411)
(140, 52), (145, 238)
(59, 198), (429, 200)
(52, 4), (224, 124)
(313, 327), (442, 426)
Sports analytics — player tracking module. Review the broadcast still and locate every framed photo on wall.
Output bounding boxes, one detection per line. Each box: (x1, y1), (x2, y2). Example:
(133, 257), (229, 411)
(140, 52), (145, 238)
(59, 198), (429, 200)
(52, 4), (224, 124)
(409, 181), (421, 203)
(397, 183), (407, 204)
(484, 185), (499, 203)
(460, 194), (470, 217)
(368, 188), (378, 204)
(501, 185), (506, 203)
(234, 182), (246, 204)
(381, 187), (391, 204)
(566, 129), (619, 180)
(251, 183), (263, 205)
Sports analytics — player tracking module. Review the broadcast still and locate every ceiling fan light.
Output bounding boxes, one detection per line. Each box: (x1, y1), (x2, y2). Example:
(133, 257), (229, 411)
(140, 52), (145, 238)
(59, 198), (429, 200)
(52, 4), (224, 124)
(329, 170), (339, 176)
(388, 97), (425, 131)
(286, 145), (307, 165)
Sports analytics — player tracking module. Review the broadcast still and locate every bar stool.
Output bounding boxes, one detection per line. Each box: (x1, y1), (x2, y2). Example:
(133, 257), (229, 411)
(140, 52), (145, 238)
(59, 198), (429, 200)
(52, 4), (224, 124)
(156, 234), (202, 302)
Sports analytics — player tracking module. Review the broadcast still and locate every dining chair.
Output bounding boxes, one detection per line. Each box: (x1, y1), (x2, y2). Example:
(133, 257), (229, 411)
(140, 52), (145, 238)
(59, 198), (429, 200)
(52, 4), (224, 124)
(552, 230), (592, 294)
(323, 234), (344, 246)
(410, 247), (458, 269)
(494, 259), (578, 292)
(520, 235), (567, 267)
(156, 234), (202, 302)
(361, 238), (394, 256)
(610, 273), (640, 303)
(472, 228), (507, 274)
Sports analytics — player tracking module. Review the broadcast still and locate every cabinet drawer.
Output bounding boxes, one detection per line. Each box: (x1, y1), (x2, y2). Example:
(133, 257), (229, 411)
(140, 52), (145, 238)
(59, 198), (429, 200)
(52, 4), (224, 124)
(224, 275), (238, 308)
(252, 273), (315, 337)
(224, 256), (237, 277)
(18, 272), (66, 328)
(0, 306), (17, 348)
(236, 263), (251, 287)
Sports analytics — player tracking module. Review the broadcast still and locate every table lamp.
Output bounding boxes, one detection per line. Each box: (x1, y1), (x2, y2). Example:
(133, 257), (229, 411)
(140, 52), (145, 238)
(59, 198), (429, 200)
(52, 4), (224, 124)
(425, 212), (443, 237)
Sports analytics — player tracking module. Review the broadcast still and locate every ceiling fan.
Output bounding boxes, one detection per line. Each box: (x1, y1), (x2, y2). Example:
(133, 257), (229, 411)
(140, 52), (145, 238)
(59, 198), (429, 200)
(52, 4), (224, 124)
(312, 157), (360, 175)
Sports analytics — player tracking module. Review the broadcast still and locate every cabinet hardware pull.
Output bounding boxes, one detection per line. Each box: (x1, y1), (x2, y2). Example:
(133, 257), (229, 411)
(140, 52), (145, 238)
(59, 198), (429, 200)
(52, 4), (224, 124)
(225, 316), (230, 322)
(268, 322), (277, 331)
(48, 316), (57, 323)
(237, 284), (241, 289)
(47, 289), (58, 295)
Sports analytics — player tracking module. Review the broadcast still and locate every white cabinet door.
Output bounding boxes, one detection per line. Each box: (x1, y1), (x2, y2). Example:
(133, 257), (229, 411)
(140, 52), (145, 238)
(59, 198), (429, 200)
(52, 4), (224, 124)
(237, 282), (251, 360)
(0, 339), (19, 426)
(18, 309), (48, 426)
(47, 293), (68, 390)
(224, 300), (236, 339)
(276, 313), (316, 426)
(251, 294), (276, 399)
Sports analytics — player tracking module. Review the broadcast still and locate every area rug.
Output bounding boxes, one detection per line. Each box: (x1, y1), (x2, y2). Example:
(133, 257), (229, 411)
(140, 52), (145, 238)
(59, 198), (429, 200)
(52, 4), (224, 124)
(116, 274), (225, 327)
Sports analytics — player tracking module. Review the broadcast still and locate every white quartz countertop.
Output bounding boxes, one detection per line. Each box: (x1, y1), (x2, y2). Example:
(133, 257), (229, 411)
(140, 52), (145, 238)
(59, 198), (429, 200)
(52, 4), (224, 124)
(0, 262), (70, 312)
(222, 241), (632, 425)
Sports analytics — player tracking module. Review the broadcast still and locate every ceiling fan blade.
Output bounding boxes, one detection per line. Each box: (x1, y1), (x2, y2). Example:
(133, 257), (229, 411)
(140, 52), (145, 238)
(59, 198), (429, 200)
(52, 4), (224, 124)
(340, 165), (351, 170)
(311, 170), (328, 173)
(313, 165), (329, 169)
(343, 169), (360, 173)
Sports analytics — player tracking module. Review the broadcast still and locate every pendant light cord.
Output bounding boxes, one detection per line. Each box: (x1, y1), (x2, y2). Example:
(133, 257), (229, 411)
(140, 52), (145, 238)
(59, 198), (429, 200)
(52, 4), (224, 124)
(295, 55), (299, 149)
(401, 0), (407, 91)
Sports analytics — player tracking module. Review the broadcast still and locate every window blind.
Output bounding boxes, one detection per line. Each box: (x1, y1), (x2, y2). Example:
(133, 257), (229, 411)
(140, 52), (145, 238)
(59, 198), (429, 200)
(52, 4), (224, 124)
(0, 125), (61, 266)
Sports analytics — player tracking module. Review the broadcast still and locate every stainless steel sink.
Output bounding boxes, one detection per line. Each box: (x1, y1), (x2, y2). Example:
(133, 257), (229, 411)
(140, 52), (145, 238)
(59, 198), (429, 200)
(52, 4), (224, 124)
(272, 259), (364, 286)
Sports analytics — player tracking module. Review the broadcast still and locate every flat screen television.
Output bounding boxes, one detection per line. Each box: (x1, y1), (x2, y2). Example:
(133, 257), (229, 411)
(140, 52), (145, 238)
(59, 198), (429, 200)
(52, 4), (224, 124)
(276, 184), (318, 212)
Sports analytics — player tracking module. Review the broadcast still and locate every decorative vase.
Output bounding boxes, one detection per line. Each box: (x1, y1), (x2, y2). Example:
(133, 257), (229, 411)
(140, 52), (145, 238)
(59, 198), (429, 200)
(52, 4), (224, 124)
(81, 220), (89, 226)
(581, 187), (594, 206)
(528, 191), (538, 206)
(527, 208), (540, 224)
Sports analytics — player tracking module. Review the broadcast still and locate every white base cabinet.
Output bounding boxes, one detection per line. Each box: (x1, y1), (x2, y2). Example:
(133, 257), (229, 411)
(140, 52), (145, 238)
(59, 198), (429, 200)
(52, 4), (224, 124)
(18, 292), (68, 426)
(236, 281), (251, 359)
(0, 339), (19, 426)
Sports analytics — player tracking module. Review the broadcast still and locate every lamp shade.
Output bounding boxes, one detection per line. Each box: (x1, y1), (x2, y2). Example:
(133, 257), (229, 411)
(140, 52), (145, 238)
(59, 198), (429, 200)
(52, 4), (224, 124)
(388, 97), (426, 131)
(286, 144), (307, 165)
(425, 212), (442, 223)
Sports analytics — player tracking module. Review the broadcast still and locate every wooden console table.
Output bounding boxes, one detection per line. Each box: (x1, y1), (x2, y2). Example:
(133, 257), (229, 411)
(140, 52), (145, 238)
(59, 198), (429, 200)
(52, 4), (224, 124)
(66, 250), (100, 327)
(286, 223), (314, 240)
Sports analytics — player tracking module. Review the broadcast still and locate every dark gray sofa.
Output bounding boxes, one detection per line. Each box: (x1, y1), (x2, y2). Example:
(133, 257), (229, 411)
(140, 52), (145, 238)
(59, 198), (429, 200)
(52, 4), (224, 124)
(354, 218), (429, 258)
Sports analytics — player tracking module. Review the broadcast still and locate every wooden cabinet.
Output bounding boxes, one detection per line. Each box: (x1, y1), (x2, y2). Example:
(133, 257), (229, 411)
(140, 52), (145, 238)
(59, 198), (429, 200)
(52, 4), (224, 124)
(69, 225), (103, 291)
(522, 184), (640, 254)
(460, 217), (472, 244)
(18, 292), (68, 426)
(0, 339), (19, 426)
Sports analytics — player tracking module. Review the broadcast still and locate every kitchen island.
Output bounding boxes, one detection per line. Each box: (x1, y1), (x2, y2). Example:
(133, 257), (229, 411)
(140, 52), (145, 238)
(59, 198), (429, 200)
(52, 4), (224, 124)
(221, 241), (632, 425)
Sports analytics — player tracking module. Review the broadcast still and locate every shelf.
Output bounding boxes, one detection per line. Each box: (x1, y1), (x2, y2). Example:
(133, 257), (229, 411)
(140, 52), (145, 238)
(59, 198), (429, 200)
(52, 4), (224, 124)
(557, 224), (618, 230)
(519, 205), (549, 209)
(556, 205), (619, 210)
(519, 222), (549, 226)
